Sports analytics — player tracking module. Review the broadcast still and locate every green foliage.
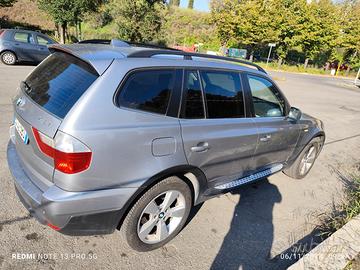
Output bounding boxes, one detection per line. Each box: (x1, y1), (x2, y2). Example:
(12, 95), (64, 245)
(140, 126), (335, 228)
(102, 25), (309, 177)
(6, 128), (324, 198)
(0, 0), (16, 7)
(37, 0), (101, 25)
(162, 7), (220, 50)
(210, 0), (359, 69)
(298, 0), (339, 60)
(110, 0), (166, 42)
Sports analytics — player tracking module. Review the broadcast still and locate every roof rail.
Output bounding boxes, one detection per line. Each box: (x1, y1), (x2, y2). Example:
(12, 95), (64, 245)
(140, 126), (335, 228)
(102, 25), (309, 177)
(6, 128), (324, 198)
(127, 49), (267, 74)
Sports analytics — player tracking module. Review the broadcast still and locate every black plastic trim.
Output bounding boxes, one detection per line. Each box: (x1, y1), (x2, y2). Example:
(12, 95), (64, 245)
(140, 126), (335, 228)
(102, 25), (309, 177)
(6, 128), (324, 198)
(127, 50), (267, 74)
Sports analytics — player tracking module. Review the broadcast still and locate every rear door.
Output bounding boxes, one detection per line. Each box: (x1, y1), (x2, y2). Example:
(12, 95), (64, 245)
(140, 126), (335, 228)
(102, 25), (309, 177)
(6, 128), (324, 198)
(13, 51), (99, 190)
(244, 74), (301, 169)
(179, 69), (258, 186)
(11, 31), (39, 62)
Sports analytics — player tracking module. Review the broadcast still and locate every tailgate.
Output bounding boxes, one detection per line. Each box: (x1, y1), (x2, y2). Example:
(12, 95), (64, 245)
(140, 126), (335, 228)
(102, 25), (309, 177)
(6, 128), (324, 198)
(13, 94), (61, 191)
(12, 51), (99, 190)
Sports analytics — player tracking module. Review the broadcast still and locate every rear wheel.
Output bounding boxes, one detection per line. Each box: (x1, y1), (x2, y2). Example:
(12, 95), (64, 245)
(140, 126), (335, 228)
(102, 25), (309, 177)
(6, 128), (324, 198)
(120, 176), (192, 252)
(1, 51), (16, 65)
(283, 137), (323, 179)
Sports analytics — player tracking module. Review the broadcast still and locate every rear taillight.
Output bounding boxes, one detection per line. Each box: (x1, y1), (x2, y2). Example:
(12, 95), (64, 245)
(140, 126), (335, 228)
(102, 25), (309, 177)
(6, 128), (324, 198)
(32, 128), (92, 174)
(0, 30), (4, 37)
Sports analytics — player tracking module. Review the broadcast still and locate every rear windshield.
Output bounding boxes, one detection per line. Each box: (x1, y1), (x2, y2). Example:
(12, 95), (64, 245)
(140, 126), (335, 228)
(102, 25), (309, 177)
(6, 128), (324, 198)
(24, 51), (99, 119)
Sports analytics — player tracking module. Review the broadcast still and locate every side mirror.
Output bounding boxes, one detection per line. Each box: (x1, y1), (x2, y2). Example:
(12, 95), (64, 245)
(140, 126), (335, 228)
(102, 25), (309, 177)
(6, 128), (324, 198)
(288, 107), (302, 121)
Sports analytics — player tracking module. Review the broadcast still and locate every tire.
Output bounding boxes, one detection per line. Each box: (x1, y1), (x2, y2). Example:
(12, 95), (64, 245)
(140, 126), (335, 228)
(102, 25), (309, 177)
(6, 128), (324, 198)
(120, 176), (192, 252)
(283, 137), (323, 179)
(1, 51), (16, 65)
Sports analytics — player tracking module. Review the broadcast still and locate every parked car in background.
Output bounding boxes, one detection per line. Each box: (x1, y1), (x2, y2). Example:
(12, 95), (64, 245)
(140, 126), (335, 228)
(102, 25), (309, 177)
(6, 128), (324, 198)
(0, 29), (57, 65)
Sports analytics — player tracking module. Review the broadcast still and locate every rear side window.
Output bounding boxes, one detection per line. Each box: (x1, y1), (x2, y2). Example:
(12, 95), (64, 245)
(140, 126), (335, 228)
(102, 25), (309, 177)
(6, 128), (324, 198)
(182, 70), (204, 119)
(14, 32), (34, 43)
(118, 69), (175, 115)
(24, 51), (98, 119)
(200, 70), (244, 118)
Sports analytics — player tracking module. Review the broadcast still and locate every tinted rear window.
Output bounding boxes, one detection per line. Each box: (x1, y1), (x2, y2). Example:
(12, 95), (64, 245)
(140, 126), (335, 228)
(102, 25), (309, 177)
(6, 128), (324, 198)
(24, 51), (98, 118)
(118, 69), (175, 115)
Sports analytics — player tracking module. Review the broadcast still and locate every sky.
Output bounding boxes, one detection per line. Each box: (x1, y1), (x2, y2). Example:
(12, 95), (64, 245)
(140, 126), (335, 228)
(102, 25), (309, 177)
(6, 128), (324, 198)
(179, 0), (210, 12)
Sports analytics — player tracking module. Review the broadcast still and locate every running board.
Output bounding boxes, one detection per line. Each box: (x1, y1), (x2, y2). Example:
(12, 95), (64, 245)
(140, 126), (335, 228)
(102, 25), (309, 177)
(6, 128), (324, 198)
(214, 164), (283, 190)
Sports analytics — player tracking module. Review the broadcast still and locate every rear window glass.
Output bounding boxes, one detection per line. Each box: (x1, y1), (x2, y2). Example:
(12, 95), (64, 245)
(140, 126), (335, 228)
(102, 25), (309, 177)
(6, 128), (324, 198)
(24, 51), (98, 119)
(14, 32), (34, 43)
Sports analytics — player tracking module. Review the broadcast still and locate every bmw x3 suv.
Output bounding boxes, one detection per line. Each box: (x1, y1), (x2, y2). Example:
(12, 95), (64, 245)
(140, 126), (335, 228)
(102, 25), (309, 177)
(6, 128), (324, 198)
(7, 41), (325, 251)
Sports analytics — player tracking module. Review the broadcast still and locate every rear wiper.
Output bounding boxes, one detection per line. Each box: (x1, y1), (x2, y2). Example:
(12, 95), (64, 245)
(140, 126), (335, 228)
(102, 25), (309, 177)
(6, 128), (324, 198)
(21, 81), (31, 92)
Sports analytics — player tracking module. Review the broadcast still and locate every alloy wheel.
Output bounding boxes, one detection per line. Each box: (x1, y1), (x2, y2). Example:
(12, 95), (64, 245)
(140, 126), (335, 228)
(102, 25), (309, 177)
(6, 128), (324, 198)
(137, 190), (186, 244)
(300, 145), (317, 175)
(2, 52), (16, 65)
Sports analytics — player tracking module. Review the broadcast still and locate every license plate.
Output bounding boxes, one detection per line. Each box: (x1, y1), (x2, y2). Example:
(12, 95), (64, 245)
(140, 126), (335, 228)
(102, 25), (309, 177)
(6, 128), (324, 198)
(14, 118), (29, 144)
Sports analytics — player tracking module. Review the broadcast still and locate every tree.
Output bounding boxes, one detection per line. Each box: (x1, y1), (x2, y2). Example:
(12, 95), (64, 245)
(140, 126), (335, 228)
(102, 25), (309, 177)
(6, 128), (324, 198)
(338, 0), (360, 72)
(37, 0), (102, 44)
(297, 0), (339, 68)
(0, 0), (16, 7)
(162, 6), (219, 49)
(111, 0), (166, 43)
(188, 0), (194, 9)
(210, 0), (280, 59)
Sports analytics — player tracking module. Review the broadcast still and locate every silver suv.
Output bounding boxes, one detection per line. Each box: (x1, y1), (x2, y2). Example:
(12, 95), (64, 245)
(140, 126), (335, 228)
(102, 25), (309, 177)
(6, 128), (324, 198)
(7, 41), (325, 251)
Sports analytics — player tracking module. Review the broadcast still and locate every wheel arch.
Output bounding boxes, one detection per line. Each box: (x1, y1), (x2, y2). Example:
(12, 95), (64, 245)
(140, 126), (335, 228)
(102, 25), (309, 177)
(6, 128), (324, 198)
(116, 165), (208, 230)
(286, 130), (325, 168)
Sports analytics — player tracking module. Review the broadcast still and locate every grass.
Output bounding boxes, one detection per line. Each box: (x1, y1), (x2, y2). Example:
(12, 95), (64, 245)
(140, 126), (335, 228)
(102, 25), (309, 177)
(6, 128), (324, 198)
(257, 62), (358, 78)
(317, 173), (360, 240)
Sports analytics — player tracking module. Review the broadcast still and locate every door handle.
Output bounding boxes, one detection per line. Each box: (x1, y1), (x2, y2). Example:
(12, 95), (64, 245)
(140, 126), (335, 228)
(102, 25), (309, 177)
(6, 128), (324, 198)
(191, 142), (209, 152)
(260, 134), (271, 142)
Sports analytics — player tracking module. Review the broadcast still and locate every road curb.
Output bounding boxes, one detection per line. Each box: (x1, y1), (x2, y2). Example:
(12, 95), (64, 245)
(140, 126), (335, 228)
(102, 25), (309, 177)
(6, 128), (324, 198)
(287, 214), (360, 270)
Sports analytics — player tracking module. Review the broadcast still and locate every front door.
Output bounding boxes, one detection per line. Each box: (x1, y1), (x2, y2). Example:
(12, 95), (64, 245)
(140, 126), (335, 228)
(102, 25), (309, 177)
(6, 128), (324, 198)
(180, 69), (258, 185)
(245, 74), (301, 169)
(35, 34), (52, 62)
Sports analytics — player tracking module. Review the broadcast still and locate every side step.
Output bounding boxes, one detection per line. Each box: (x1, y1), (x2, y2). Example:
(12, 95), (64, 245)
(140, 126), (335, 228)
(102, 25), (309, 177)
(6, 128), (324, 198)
(214, 164), (283, 190)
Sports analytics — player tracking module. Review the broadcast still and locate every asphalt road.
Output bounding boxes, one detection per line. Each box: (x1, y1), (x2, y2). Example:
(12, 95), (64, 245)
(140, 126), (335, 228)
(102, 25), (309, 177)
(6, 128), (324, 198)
(0, 64), (360, 270)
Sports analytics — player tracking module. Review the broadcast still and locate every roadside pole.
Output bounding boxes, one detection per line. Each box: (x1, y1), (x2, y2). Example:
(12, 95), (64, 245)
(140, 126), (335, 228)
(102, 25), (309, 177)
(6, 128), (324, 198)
(354, 67), (360, 85)
(266, 43), (276, 68)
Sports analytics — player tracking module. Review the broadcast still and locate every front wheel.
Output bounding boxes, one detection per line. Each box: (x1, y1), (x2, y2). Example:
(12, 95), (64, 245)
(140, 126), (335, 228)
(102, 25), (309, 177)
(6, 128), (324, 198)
(120, 176), (192, 252)
(283, 137), (323, 179)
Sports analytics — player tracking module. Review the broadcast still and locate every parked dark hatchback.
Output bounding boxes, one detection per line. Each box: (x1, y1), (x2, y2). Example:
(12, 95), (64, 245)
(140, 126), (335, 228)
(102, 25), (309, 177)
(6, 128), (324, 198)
(0, 29), (57, 65)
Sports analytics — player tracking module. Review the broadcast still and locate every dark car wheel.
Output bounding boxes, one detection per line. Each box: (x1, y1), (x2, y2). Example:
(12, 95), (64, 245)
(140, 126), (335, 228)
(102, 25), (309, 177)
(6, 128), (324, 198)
(283, 137), (324, 179)
(120, 176), (192, 252)
(1, 51), (17, 65)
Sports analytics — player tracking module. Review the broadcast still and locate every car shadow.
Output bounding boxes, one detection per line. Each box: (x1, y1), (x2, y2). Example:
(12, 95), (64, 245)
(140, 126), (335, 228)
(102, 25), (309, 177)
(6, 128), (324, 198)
(210, 179), (291, 270)
(15, 61), (38, 66)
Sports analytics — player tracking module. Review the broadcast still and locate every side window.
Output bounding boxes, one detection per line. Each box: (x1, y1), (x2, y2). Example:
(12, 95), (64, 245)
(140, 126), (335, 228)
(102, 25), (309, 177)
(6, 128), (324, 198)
(14, 32), (34, 44)
(200, 70), (244, 118)
(248, 75), (286, 117)
(182, 70), (204, 119)
(37, 35), (51, 45)
(118, 69), (175, 115)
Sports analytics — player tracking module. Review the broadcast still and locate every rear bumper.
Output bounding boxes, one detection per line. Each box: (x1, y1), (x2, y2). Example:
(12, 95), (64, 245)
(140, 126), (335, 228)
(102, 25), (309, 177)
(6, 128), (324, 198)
(7, 140), (137, 235)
